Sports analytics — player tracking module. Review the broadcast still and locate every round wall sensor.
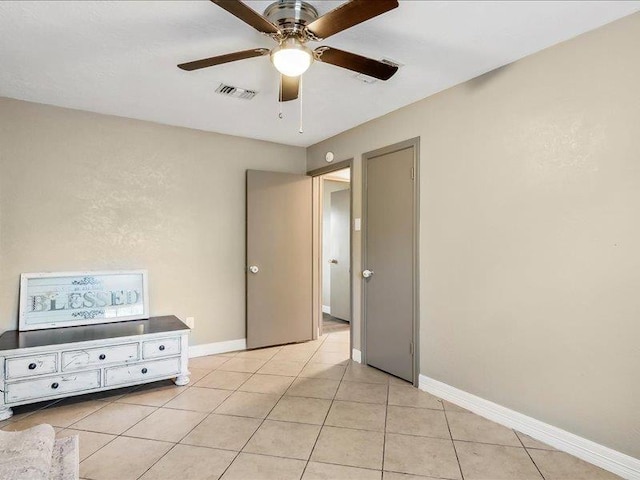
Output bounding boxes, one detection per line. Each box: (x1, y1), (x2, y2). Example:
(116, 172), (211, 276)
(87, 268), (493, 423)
(325, 152), (335, 163)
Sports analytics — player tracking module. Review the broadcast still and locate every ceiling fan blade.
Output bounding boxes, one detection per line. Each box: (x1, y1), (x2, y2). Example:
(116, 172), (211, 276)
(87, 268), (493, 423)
(211, 0), (281, 35)
(315, 47), (398, 80)
(279, 75), (300, 102)
(178, 48), (269, 71)
(305, 0), (398, 40)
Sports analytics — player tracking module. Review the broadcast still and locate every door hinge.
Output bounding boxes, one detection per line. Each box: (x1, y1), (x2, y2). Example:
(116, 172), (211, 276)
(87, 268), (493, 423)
(409, 342), (414, 355)
(410, 167), (415, 180)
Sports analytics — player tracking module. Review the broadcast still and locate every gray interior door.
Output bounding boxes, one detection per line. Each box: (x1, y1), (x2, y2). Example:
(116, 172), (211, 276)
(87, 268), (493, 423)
(364, 146), (415, 382)
(329, 189), (351, 321)
(246, 170), (312, 349)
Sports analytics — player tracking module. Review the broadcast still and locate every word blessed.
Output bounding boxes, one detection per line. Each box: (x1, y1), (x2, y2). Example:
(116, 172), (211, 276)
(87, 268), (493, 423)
(30, 290), (141, 312)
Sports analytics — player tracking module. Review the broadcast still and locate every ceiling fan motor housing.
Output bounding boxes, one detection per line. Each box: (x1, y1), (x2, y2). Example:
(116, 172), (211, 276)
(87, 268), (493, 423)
(264, 0), (319, 37)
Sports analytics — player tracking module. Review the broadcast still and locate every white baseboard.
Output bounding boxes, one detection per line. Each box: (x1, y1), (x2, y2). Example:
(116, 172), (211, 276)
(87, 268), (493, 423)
(322, 305), (331, 314)
(189, 339), (246, 358)
(352, 348), (362, 363)
(419, 375), (640, 480)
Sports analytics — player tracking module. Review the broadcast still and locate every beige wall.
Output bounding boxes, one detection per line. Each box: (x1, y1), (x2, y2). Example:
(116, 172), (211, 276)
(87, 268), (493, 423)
(0, 97), (306, 346)
(307, 13), (640, 458)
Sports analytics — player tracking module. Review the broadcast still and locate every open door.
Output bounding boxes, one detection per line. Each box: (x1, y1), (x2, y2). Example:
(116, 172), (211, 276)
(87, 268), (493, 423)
(246, 170), (312, 349)
(329, 189), (351, 321)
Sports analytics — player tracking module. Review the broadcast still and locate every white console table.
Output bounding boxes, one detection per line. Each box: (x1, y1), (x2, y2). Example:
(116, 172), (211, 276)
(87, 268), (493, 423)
(0, 315), (190, 420)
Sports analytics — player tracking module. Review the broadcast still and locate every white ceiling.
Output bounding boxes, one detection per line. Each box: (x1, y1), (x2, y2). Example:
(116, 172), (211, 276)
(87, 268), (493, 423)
(324, 168), (351, 183)
(1, 1), (639, 147)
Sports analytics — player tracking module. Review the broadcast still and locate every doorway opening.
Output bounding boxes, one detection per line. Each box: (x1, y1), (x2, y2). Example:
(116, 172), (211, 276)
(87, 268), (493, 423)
(308, 159), (353, 355)
(320, 167), (351, 335)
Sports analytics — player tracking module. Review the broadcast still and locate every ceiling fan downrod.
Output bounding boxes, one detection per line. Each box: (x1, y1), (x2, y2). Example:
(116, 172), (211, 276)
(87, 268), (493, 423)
(263, 0), (319, 40)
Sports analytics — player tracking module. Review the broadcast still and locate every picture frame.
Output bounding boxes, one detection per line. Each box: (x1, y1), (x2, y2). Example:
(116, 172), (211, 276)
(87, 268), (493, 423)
(18, 270), (149, 331)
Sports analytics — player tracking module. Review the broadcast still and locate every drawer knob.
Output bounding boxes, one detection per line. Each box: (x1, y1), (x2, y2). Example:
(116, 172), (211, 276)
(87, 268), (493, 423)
(99, 354), (106, 360)
(159, 345), (165, 351)
(28, 363), (37, 370)
(141, 368), (148, 374)
(51, 382), (59, 389)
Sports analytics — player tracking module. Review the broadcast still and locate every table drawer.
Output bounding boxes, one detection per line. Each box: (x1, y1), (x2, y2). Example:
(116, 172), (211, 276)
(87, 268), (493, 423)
(61, 343), (139, 371)
(142, 337), (181, 359)
(5, 370), (100, 404)
(5, 353), (57, 380)
(105, 357), (181, 387)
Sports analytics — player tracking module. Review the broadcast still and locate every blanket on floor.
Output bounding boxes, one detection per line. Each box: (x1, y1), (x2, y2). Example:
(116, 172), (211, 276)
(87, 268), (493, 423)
(0, 424), (78, 480)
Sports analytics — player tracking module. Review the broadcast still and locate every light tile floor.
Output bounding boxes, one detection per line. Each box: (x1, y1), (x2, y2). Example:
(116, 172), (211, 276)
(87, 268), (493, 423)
(322, 313), (350, 334)
(1, 329), (622, 480)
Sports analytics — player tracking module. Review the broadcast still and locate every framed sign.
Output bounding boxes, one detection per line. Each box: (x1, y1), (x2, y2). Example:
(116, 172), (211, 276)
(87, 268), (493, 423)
(19, 270), (149, 331)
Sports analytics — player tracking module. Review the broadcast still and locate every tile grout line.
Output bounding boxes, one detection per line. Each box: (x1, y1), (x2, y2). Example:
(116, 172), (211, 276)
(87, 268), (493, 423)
(214, 349), (287, 480)
(515, 430), (547, 480)
(12, 333), (606, 480)
(24, 347), (419, 479)
(300, 339), (350, 479)
(12, 356), (208, 480)
(381, 372), (391, 473)
(216, 334), (335, 480)
(75, 361), (227, 479)
(136, 442), (181, 480)
(55, 389), (149, 468)
(131, 353), (268, 480)
(2, 398), (63, 426)
(64, 384), (168, 479)
(12, 335), (351, 480)
(381, 466), (460, 480)
(304, 459), (384, 473)
(3, 390), (129, 432)
(250, 335), (339, 476)
(133, 351), (277, 480)
(442, 407), (466, 480)
(112, 418), (530, 450)
(77, 403), (163, 474)
(130, 396), (210, 480)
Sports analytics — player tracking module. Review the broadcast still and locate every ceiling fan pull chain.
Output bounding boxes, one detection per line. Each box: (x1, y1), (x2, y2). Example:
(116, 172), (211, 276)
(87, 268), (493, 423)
(278, 75), (284, 119)
(299, 75), (304, 134)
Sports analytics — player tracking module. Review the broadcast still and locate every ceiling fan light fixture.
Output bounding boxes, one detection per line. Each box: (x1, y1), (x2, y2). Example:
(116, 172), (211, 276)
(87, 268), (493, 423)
(271, 38), (313, 77)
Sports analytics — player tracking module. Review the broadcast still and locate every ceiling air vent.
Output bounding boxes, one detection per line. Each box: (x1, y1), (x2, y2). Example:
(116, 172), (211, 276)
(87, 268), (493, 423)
(215, 83), (258, 100)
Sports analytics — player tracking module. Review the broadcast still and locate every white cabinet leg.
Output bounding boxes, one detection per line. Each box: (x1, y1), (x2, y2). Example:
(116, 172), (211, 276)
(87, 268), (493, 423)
(176, 333), (190, 387)
(0, 405), (13, 421)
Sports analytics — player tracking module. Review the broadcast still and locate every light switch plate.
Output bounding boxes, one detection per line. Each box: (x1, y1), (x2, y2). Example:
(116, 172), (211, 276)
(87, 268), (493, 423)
(354, 218), (361, 231)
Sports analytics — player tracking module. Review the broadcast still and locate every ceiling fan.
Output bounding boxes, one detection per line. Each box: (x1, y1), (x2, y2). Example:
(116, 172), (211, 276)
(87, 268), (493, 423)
(178, 0), (400, 102)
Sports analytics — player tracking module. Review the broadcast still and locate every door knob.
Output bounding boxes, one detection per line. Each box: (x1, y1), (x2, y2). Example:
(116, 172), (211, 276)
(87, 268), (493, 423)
(362, 269), (374, 278)
(248, 265), (259, 274)
(329, 259), (338, 264)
